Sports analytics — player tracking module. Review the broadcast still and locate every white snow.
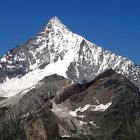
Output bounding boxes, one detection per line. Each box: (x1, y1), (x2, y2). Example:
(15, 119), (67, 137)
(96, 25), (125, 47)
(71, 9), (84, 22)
(21, 89), (30, 95)
(89, 121), (96, 126)
(42, 49), (77, 77)
(7, 65), (14, 69)
(92, 102), (112, 112)
(69, 103), (111, 117)
(95, 100), (100, 104)
(79, 104), (91, 112)
(69, 106), (86, 118)
(69, 104), (91, 118)
(79, 121), (87, 126)
(69, 111), (77, 117)
(61, 135), (70, 138)
(69, 110), (85, 118)
(1, 56), (6, 62)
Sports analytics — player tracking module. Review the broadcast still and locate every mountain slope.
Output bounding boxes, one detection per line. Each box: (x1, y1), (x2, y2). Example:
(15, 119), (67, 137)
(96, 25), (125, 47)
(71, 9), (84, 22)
(0, 16), (140, 97)
(0, 69), (140, 140)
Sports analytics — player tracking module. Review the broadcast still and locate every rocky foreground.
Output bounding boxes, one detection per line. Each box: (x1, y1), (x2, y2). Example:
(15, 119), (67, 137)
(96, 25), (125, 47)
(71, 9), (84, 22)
(0, 69), (140, 140)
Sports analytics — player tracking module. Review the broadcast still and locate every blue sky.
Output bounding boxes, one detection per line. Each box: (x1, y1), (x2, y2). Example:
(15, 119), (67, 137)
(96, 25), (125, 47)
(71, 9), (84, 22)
(0, 0), (140, 65)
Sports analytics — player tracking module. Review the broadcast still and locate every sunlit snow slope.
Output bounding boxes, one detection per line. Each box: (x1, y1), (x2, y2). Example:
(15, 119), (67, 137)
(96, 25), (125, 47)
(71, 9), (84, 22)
(0, 16), (140, 97)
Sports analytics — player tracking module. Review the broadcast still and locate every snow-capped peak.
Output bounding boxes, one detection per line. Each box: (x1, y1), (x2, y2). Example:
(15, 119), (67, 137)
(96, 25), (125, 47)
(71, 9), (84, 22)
(0, 17), (140, 97)
(40, 16), (71, 36)
(47, 16), (67, 29)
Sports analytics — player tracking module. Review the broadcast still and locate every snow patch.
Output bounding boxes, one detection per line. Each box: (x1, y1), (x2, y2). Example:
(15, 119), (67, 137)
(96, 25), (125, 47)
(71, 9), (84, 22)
(21, 89), (30, 95)
(61, 135), (71, 138)
(79, 104), (91, 112)
(79, 121), (87, 126)
(89, 121), (96, 126)
(1, 56), (6, 62)
(69, 104), (91, 118)
(92, 102), (112, 112)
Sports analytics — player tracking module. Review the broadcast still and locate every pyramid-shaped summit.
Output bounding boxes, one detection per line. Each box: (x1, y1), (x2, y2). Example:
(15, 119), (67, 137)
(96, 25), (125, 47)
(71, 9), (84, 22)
(47, 16), (66, 27)
(40, 16), (71, 35)
(0, 16), (140, 97)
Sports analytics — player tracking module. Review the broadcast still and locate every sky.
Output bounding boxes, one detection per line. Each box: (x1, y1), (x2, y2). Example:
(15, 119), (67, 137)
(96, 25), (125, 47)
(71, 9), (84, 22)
(0, 0), (140, 65)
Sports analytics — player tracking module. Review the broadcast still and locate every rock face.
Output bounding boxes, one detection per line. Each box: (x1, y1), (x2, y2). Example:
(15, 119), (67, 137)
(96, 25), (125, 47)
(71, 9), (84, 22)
(0, 69), (140, 140)
(0, 17), (140, 97)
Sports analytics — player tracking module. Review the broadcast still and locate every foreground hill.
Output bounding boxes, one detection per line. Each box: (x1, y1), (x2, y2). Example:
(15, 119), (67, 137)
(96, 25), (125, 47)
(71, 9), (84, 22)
(0, 69), (140, 140)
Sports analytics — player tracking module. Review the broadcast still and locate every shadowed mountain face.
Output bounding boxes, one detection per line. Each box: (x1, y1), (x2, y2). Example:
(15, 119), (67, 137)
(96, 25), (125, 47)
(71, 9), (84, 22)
(0, 17), (140, 97)
(0, 69), (140, 140)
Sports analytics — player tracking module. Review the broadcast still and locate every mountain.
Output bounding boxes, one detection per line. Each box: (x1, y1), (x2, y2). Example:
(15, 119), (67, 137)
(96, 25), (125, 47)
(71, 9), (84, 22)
(0, 69), (140, 140)
(0, 16), (140, 97)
